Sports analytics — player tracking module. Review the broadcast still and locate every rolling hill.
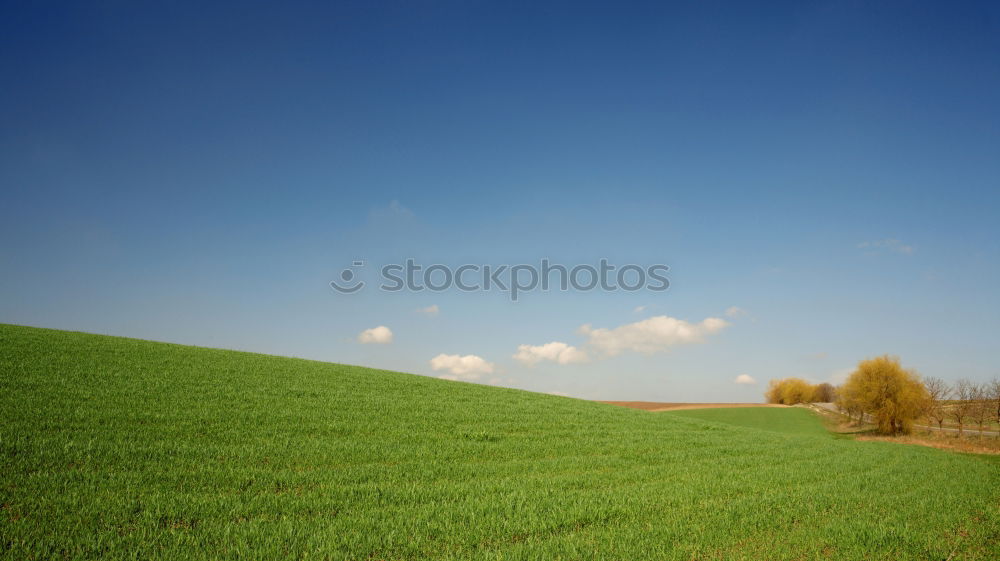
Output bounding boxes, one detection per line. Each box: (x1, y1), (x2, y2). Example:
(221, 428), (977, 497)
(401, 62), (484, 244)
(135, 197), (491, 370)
(1, 324), (997, 560)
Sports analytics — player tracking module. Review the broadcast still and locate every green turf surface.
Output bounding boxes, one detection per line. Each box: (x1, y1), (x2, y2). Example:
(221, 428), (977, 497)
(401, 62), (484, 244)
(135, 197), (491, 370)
(1, 324), (998, 560)
(661, 406), (832, 437)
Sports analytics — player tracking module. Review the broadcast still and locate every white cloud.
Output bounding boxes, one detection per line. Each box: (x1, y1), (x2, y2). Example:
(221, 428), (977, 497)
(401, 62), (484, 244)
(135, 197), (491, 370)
(547, 391), (570, 397)
(578, 315), (729, 356)
(416, 304), (439, 317)
(357, 325), (393, 344)
(858, 238), (915, 255)
(513, 342), (590, 366)
(725, 306), (747, 318)
(734, 374), (757, 385)
(430, 353), (495, 380)
(633, 305), (647, 313)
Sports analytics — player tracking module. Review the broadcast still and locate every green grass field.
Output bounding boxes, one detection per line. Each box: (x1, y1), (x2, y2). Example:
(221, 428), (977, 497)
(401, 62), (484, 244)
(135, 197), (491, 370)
(1, 324), (998, 560)
(662, 407), (833, 437)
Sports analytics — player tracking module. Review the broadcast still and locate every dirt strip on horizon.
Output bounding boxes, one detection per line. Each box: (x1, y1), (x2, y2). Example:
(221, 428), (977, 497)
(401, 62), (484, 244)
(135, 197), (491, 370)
(600, 401), (789, 412)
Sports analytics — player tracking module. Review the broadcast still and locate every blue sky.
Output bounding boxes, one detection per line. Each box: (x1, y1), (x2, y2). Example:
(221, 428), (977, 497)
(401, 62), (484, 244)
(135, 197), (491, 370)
(2, 1), (998, 400)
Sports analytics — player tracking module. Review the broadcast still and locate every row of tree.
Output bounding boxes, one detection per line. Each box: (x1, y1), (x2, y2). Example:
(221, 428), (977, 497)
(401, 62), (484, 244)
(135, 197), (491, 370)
(921, 376), (1000, 436)
(766, 355), (1000, 435)
(764, 378), (835, 405)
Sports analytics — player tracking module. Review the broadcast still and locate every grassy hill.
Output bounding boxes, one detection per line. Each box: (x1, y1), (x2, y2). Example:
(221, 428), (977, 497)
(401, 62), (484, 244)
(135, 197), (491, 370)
(1, 324), (997, 560)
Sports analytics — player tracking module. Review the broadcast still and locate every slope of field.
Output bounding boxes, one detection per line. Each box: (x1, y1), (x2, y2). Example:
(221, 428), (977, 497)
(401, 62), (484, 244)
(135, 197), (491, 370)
(662, 406), (832, 437)
(1, 324), (998, 560)
(599, 401), (784, 412)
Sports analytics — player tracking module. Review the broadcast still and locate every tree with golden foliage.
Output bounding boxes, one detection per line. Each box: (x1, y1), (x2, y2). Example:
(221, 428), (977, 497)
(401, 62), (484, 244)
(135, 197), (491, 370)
(835, 382), (865, 425)
(764, 379), (782, 404)
(839, 355), (930, 435)
(764, 377), (816, 405)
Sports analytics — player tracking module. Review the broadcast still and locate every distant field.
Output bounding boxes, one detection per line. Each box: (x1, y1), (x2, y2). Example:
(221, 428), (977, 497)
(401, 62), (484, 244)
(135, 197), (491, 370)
(1, 324), (998, 560)
(600, 401), (785, 411)
(662, 406), (832, 437)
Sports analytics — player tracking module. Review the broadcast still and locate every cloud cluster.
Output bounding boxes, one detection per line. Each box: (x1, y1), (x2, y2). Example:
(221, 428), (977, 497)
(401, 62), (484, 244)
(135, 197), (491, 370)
(734, 374), (756, 385)
(513, 342), (589, 366)
(578, 315), (729, 357)
(430, 353), (495, 381)
(357, 325), (393, 344)
(392, 312), (732, 386)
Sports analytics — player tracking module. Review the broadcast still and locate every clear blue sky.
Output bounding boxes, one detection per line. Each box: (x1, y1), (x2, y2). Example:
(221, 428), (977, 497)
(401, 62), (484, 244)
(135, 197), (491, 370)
(2, 1), (998, 400)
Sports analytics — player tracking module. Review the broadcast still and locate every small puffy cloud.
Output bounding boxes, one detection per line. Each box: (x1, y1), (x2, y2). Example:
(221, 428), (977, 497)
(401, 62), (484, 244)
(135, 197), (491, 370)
(725, 306), (747, 318)
(734, 374), (757, 385)
(513, 342), (589, 366)
(633, 305), (647, 314)
(578, 315), (729, 356)
(858, 238), (914, 255)
(416, 304), (439, 317)
(430, 353), (495, 381)
(357, 325), (393, 344)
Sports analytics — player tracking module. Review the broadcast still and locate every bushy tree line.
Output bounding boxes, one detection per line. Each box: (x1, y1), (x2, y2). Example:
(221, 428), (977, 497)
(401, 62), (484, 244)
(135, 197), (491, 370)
(767, 355), (1000, 437)
(764, 378), (835, 405)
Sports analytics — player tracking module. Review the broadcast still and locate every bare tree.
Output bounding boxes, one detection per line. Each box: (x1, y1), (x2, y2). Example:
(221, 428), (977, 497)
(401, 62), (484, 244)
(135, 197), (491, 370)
(923, 376), (950, 430)
(813, 383), (836, 403)
(968, 382), (991, 436)
(950, 379), (976, 437)
(990, 378), (1000, 432)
